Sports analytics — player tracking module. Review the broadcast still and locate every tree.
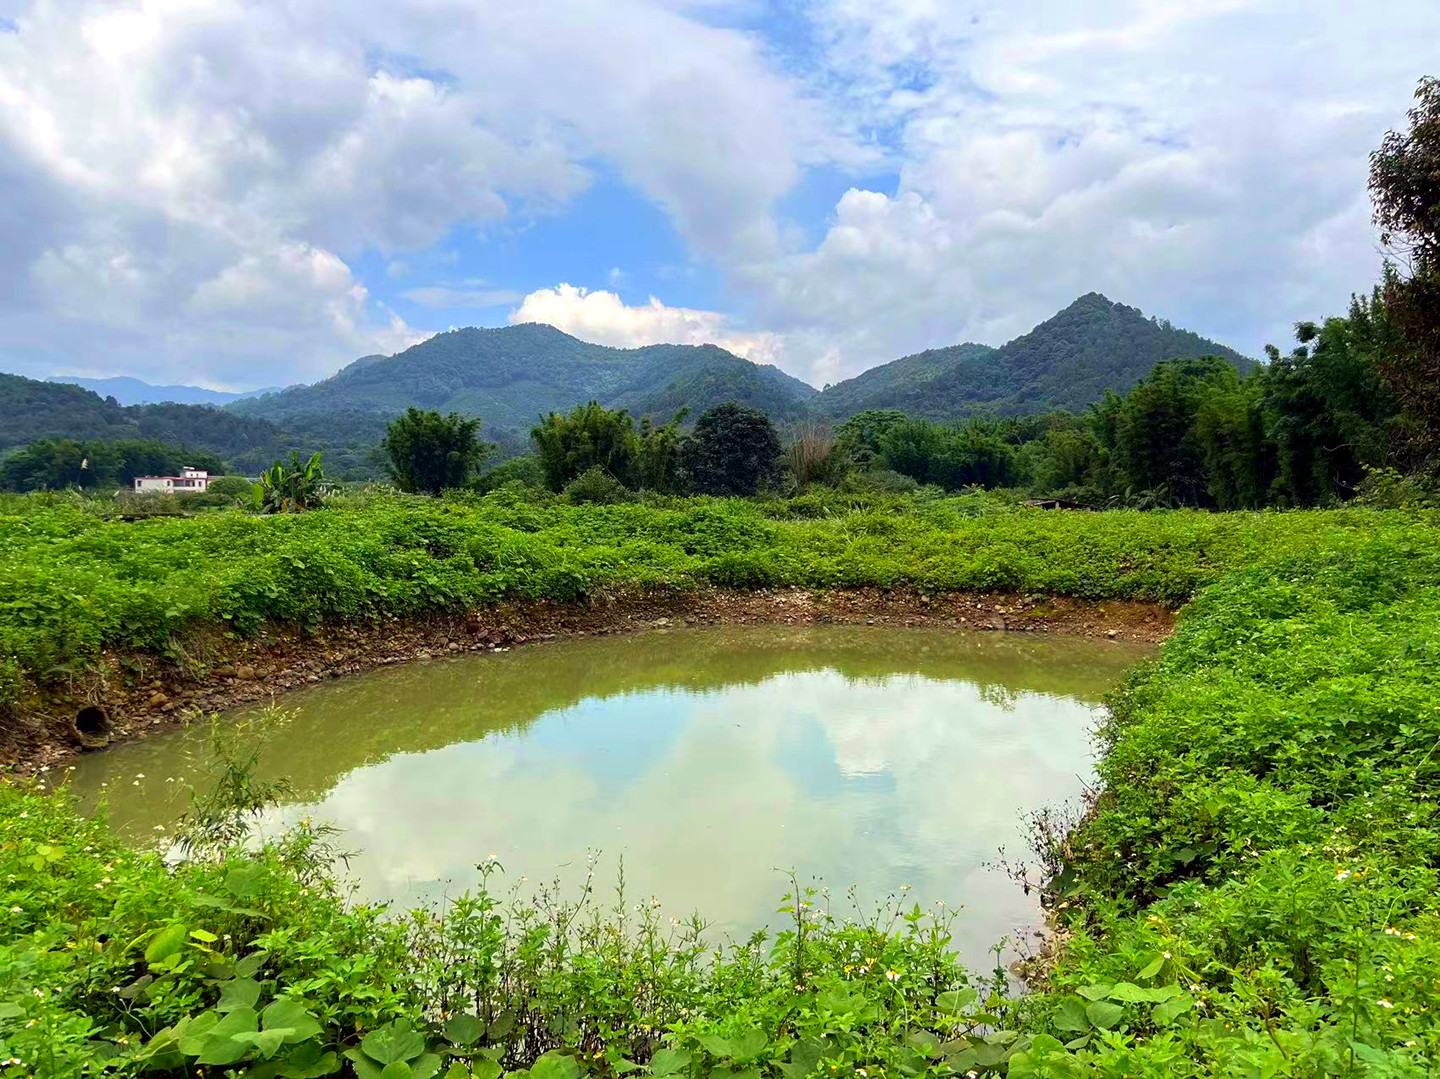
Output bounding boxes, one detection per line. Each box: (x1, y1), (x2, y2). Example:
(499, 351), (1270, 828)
(531, 402), (641, 492)
(680, 403), (782, 496)
(1369, 76), (1440, 461)
(382, 409), (490, 495)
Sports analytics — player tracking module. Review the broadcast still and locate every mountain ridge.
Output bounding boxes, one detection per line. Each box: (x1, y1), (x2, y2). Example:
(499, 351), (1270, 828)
(232, 323), (820, 429)
(813, 293), (1253, 420)
(50, 375), (281, 407)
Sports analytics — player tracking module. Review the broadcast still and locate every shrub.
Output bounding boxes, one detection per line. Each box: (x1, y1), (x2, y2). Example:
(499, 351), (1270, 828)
(205, 475), (254, 500)
(562, 466), (634, 505)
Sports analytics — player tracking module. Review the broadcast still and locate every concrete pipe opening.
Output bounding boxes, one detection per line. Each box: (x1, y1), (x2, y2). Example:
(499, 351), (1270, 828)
(73, 705), (113, 748)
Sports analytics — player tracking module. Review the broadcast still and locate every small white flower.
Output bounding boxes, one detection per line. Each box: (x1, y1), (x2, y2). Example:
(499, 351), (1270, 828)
(1378, 999), (1394, 1009)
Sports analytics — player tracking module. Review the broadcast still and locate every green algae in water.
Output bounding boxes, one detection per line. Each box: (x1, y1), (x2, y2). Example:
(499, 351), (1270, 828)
(67, 625), (1146, 965)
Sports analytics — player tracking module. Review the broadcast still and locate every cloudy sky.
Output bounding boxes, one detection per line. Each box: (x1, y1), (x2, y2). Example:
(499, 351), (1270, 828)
(1, 0), (1436, 391)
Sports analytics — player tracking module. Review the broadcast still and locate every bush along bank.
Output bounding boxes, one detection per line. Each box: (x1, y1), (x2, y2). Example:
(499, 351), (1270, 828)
(4, 499), (1440, 1075)
(2, 486), (1435, 719)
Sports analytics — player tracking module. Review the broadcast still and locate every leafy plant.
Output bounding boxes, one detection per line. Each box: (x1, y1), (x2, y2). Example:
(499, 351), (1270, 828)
(257, 450), (327, 513)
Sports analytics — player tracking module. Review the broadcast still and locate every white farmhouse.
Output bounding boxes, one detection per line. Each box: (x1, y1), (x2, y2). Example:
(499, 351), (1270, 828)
(133, 467), (212, 494)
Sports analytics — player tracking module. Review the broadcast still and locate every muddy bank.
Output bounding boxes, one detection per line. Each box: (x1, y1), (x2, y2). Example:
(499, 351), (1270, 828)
(8, 587), (1172, 773)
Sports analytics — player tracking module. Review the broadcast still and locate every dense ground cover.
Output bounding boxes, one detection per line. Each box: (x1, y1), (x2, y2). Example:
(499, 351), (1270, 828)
(3, 493), (1440, 1075)
(0, 487), (1426, 712)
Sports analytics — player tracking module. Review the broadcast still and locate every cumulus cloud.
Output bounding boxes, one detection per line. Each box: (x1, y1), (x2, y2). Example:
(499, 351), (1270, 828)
(2, 0), (1437, 391)
(742, 0), (1440, 379)
(0, 0), (831, 386)
(512, 284), (784, 366)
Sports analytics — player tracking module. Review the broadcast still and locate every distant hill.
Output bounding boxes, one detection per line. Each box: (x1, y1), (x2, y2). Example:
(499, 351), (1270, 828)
(0, 374), (283, 456)
(0, 374), (386, 479)
(50, 375), (280, 406)
(233, 324), (819, 431)
(815, 294), (1253, 421)
(813, 342), (998, 420)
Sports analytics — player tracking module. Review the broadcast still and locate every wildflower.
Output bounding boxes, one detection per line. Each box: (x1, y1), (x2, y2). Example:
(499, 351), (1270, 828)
(886, 969), (900, 982)
(1336, 869), (1351, 880)
(1378, 999), (1394, 1009)
(8, 907), (20, 914)
(1162, 951), (1172, 959)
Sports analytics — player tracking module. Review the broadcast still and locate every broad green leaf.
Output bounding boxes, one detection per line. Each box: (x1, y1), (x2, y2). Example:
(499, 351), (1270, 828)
(612, 1060), (641, 1075)
(1052, 997), (1090, 1033)
(444, 1014), (485, 1047)
(1152, 996), (1194, 1025)
(1136, 954), (1166, 980)
(445, 1065), (469, 1079)
(487, 1010), (517, 1040)
(177, 1010), (221, 1055)
(905, 1030), (941, 1057)
(649, 1047), (692, 1076)
(345, 1048), (385, 1079)
(235, 951), (270, 978)
(697, 1035), (734, 1059)
(262, 997), (322, 1044)
(1085, 1000), (1124, 1030)
(275, 1042), (342, 1079)
(410, 1053), (443, 1079)
(226, 864), (266, 899)
(235, 1028), (290, 1058)
(145, 923), (189, 965)
(935, 987), (978, 1014)
(219, 977), (261, 1013)
(728, 1029), (767, 1062)
(382, 1063), (415, 1079)
(190, 928), (219, 943)
(472, 1058), (503, 1079)
(1076, 983), (1112, 1002)
(529, 1051), (582, 1079)
(362, 1022), (427, 1065)
(1107, 982), (1172, 1003)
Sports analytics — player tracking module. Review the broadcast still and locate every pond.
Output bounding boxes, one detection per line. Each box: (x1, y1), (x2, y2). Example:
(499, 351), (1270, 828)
(67, 625), (1146, 966)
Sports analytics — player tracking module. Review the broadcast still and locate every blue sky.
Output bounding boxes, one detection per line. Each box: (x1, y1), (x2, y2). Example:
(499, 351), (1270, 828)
(1, 0), (1437, 391)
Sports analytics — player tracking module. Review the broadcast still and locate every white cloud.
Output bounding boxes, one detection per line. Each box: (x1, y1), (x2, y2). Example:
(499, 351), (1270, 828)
(742, 0), (1440, 378)
(2, 0), (1437, 393)
(0, 0), (835, 387)
(512, 284), (784, 367)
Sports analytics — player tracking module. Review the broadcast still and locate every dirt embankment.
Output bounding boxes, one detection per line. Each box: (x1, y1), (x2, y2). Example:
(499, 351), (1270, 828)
(6, 587), (1173, 773)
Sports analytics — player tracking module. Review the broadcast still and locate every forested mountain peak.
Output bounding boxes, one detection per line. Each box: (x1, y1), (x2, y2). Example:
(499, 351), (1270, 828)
(235, 322), (818, 430)
(815, 293), (1251, 421)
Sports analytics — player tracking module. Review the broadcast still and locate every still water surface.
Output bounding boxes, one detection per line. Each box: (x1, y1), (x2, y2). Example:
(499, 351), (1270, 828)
(69, 626), (1144, 964)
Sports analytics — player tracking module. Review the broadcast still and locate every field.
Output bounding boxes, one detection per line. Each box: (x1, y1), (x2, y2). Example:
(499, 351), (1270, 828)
(3, 490), (1440, 1075)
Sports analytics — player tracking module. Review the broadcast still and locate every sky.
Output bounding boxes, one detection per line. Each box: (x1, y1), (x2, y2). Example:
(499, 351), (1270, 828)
(1, 0), (1437, 392)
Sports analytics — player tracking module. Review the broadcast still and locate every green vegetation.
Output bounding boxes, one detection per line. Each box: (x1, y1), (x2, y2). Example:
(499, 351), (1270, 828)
(813, 296), (1251, 422)
(530, 403), (686, 493)
(4, 494), (1440, 1075)
(256, 452), (328, 514)
(235, 326), (817, 434)
(680, 404), (782, 497)
(0, 438), (226, 493)
(383, 410), (493, 496)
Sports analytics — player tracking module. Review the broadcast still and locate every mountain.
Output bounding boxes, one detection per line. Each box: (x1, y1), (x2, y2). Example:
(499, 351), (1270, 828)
(0, 374), (284, 456)
(233, 324), (819, 431)
(815, 294), (1254, 421)
(50, 375), (280, 406)
(812, 342), (998, 420)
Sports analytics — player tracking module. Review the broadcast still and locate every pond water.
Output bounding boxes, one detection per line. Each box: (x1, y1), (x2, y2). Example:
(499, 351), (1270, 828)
(67, 625), (1145, 966)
